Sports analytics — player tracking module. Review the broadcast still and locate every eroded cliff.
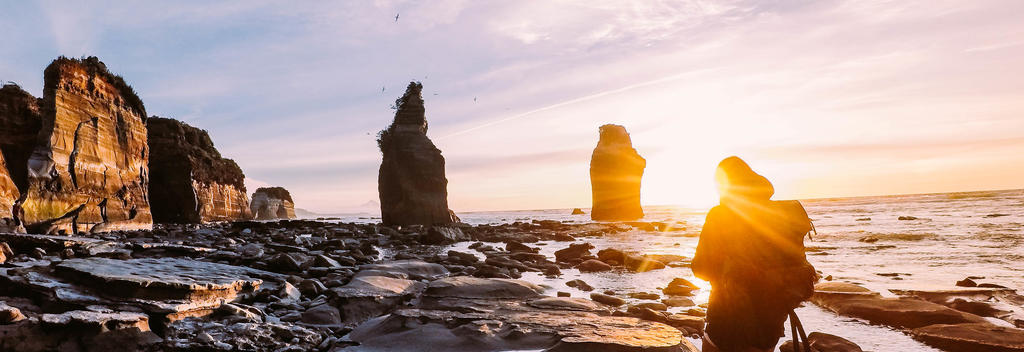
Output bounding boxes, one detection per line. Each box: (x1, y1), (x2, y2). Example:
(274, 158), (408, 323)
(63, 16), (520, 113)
(590, 124), (645, 221)
(0, 83), (43, 232)
(19, 56), (152, 233)
(377, 82), (454, 226)
(250, 187), (295, 220)
(148, 116), (251, 223)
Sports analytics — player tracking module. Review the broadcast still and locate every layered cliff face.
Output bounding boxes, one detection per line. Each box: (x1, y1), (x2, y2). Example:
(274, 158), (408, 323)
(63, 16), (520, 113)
(250, 187), (295, 220)
(0, 83), (43, 232)
(590, 124), (645, 221)
(20, 57), (152, 233)
(148, 117), (251, 223)
(377, 82), (454, 226)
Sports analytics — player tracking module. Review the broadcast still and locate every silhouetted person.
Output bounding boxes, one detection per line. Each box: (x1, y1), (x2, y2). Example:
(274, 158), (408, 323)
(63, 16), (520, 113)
(692, 157), (818, 352)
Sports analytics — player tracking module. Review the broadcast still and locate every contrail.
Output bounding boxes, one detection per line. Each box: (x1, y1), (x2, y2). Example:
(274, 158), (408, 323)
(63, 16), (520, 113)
(436, 67), (718, 140)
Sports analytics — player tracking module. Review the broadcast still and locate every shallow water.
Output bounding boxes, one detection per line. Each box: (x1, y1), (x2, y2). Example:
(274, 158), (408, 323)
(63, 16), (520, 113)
(336, 189), (1024, 350)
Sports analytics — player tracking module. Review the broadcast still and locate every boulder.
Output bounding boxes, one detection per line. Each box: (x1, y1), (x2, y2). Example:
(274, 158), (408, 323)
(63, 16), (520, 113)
(20, 57), (153, 233)
(0, 301), (26, 324)
(663, 278), (699, 296)
(422, 226), (468, 245)
(377, 82), (454, 226)
(911, 323), (1024, 352)
(590, 293), (626, 307)
(577, 259), (613, 272)
(147, 116), (251, 223)
(250, 187), (296, 220)
(555, 243), (594, 263)
(779, 332), (863, 352)
(300, 303), (342, 326)
(590, 124), (645, 221)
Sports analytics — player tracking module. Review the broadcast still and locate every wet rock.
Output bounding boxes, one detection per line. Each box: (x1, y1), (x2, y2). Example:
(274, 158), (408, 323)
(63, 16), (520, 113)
(422, 226), (467, 245)
(554, 243), (594, 263)
(299, 279), (327, 297)
(147, 116), (252, 223)
(590, 293), (626, 307)
(911, 322), (1024, 352)
(577, 259), (612, 272)
(33, 310), (163, 351)
(590, 124), (645, 221)
(377, 82), (454, 226)
(268, 252), (313, 272)
(21, 57), (153, 233)
(566, 279), (594, 291)
(557, 291), (571, 297)
(250, 187), (296, 220)
(811, 282), (988, 329)
(780, 332), (863, 352)
(629, 292), (661, 300)
(571, 208), (585, 215)
(663, 278), (699, 296)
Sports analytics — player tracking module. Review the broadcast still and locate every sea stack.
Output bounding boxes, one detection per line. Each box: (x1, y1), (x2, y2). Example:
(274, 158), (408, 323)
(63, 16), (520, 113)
(19, 57), (152, 233)
(377, 82), (453, 226)
(148, 117), (252, 223)
(250, 187), (296, 220)
(590, 124), (645, 221)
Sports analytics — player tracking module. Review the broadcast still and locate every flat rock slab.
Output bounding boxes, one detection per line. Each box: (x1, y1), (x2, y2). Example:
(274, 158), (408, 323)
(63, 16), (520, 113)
(56, 257), (265, 300)
(332, 276), (425, 298)
(348, 308), (693, 352)
(0, 233), (107, 251)
(912, 323), (1024, 352)
(425, 276), (543, 299)
(358, 260), (449, 280)
(812, 282), (988, 329)
(41, 310), (151, 331)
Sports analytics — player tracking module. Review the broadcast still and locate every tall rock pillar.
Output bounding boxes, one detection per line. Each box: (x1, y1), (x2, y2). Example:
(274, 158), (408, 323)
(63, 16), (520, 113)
(590, 124), (645, 221)
(21, 57), (152, 233)
(377, 82), (453, 226)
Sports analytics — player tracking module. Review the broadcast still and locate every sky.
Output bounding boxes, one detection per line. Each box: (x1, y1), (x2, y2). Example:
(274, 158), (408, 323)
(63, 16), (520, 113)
(2, 0), (1024, 213)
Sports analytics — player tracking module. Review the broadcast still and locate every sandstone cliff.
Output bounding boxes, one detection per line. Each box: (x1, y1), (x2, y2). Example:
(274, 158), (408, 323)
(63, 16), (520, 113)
(377, 82), (454, 226)
(148, 117), (251, 223)
(590, 124), (645, 221)
(250, 187), (296, 220)
(0, 83), (43, 232)
(19, 57), (152, 233)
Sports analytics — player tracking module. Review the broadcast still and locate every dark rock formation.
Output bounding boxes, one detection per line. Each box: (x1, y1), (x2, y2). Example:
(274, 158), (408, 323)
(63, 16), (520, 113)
(250, 187), (295, 220)
(147, 116), (251, 223)
(377, 82), (454, 226)
(0, 83), (43, 232)
(590, 124), (645, 221)
(18, 57), (152, 233)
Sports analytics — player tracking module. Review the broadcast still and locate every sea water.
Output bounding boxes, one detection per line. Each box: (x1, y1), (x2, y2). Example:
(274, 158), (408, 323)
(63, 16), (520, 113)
(334, 189), (1024, 350)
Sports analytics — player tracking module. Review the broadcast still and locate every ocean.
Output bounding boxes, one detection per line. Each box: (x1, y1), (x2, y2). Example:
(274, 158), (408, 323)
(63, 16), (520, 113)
(329, 189), (1024, 351)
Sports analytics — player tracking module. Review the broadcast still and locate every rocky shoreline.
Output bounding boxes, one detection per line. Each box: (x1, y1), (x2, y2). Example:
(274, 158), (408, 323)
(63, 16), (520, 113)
(2, 219), (1023, 351)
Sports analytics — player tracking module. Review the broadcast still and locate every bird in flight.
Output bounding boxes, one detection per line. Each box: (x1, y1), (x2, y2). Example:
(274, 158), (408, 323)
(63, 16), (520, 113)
(474, 97), (477, 102)
(381, 86), (385, 93)
(394, 13), (399, 22)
